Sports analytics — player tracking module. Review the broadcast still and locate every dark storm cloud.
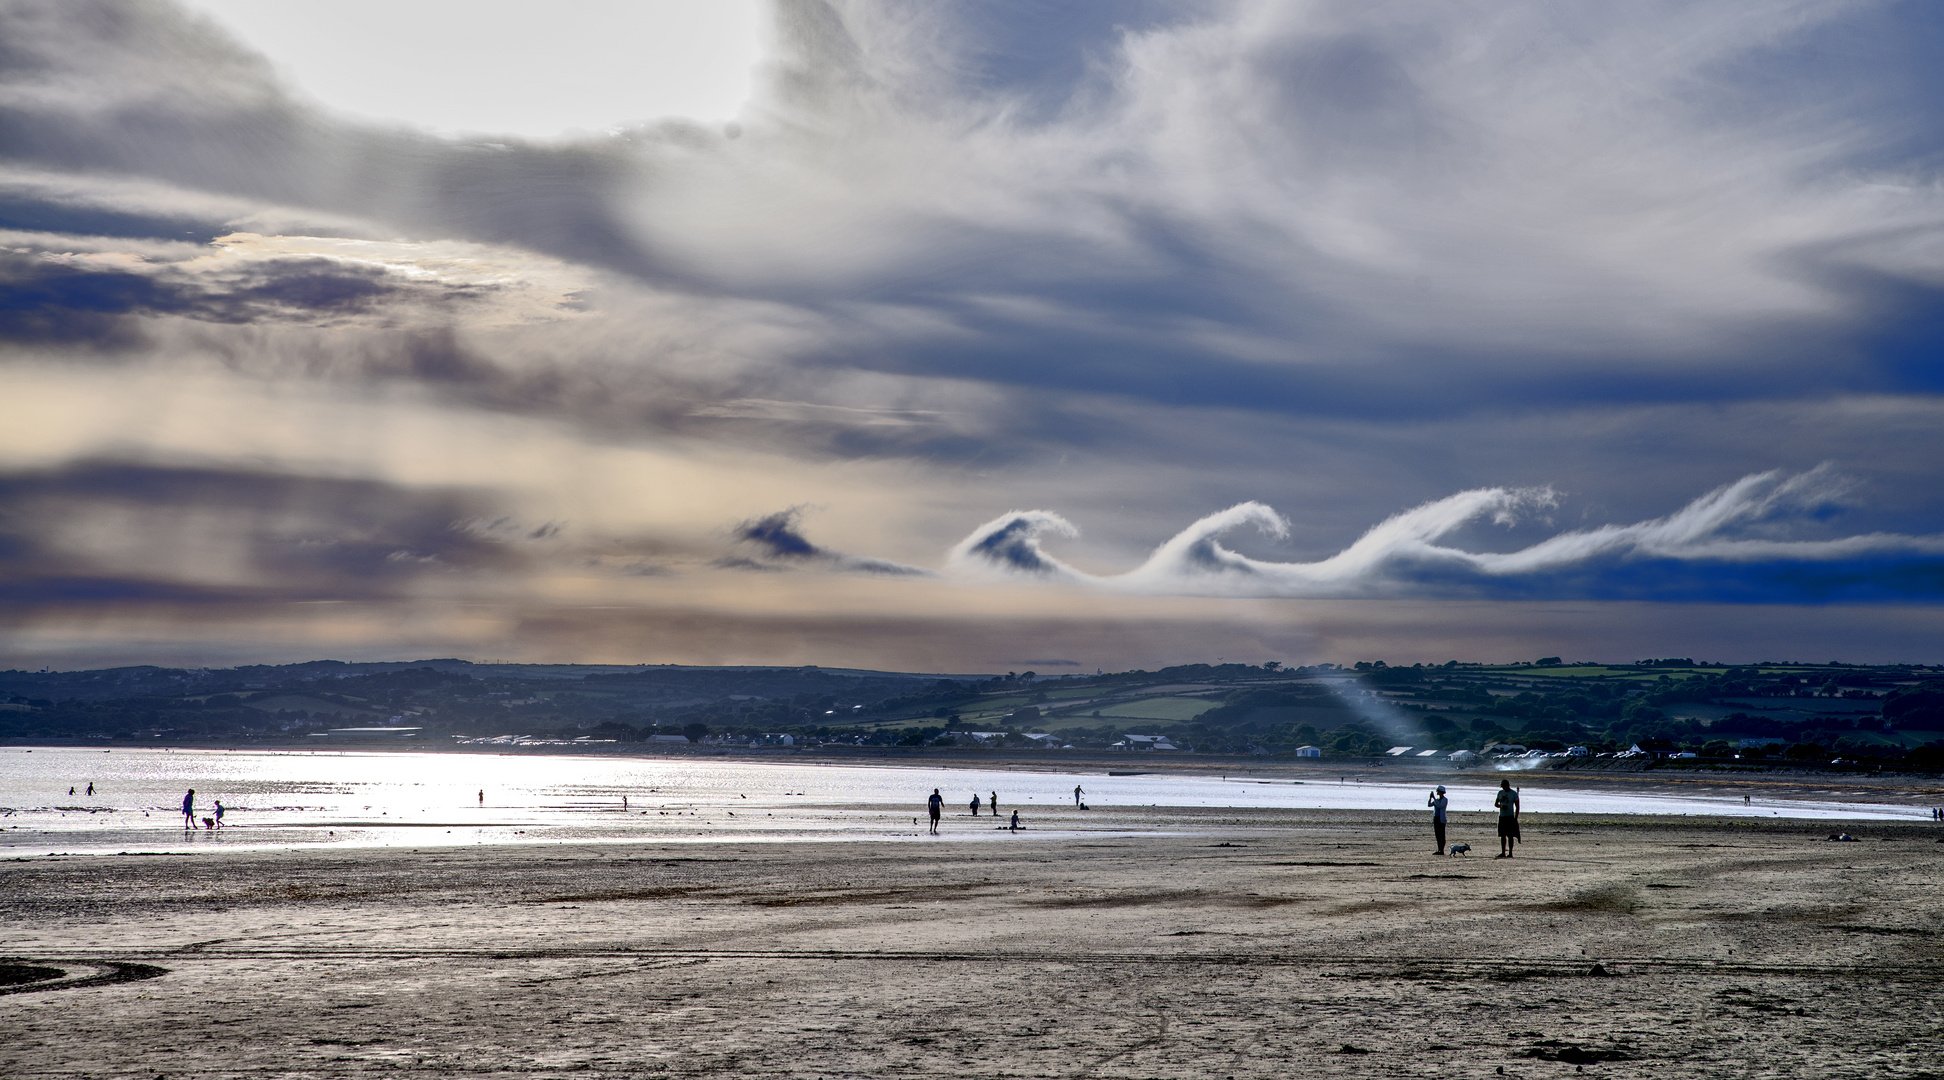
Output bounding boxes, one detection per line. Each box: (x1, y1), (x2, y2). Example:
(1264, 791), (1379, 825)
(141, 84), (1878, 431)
(725, 507), (930, 576)
(0, 460), (527, 604)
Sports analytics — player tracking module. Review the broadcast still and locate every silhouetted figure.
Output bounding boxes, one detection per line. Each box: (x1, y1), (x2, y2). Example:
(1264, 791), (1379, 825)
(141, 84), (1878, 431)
(1009, 810), (1020, 831)
(68, 786), (75, 796)
(1494, 779), (1520, 857)
(214, 801), (225, 828)
(927, 789), (943, 834)
(970, 793), (982, 816)
(1073, 784), (1084, 807)
(478, 790), (484, 805)
(1428, 785), (1449, 855)
(86, 782), (93, 796)
(991, 791), (998, 817)
(181, 789), (195, 828)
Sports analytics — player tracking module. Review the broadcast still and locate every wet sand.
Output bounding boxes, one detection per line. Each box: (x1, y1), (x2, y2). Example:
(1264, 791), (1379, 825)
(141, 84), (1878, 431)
(5, 804), (1943, 1078)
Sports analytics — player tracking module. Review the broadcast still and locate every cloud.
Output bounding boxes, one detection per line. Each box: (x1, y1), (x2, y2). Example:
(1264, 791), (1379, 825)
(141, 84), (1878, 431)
(946, 469), (1944, 602)
(3, 2), (1944, 667)
(727, 506), (932, 576)
(0, 459), (528, 605)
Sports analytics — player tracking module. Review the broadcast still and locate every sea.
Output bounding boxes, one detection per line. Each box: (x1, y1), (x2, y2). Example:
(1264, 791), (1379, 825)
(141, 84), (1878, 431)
(0, 746), (1928, 856)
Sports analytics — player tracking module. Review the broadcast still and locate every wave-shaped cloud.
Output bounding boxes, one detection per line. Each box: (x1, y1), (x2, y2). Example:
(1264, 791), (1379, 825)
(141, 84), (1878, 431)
(726, 507), (932, 577)
(947, 469), (1944, 601)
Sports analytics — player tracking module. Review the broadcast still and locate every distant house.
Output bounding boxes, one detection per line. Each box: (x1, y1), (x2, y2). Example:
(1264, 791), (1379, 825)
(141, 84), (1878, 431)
(1115, 734), (1181, 751)
(1447, 749), (1479, 764)
(647, 734), (689, 744)
(1293, 745), (1323, 758)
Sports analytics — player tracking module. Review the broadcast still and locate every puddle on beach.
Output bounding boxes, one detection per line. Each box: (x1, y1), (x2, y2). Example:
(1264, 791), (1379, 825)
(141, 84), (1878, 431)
(0, 746), (1929, 856)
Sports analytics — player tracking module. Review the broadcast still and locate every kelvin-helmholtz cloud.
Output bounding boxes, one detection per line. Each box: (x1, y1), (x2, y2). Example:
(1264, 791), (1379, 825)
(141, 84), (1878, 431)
(4, 0), (1944, 665)
(945, 469), (1944, 602)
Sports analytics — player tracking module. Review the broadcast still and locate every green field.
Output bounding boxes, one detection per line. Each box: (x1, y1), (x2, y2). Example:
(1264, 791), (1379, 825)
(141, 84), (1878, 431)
(1091, 696), (1218, 721)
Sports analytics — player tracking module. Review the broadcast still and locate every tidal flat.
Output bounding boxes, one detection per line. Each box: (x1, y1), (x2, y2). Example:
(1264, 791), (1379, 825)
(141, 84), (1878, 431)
(5, 805), (1943, 1078)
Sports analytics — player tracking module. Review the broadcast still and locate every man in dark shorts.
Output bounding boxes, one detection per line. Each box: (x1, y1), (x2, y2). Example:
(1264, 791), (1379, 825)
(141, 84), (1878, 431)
(927, 788), (943, 834)
(1427, 785), (1449, 854)
(181, 788), (195, 829)
(1494, 779), (1520, 857)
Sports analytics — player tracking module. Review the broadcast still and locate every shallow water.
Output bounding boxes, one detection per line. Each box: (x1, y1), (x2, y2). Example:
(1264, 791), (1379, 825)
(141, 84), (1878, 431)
(0, 746), (1925, 855)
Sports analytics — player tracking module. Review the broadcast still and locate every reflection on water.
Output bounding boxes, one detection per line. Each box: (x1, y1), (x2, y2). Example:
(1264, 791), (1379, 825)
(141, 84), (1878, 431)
(0, 746), (1926, 855)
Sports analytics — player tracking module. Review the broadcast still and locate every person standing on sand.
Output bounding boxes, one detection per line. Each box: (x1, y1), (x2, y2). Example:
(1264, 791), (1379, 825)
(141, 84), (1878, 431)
(1427, 785), (1449, 855)
(181, 788), (195, 828)
(1073, 784), (1084, 807)
(991, 791), (998, 818)
(1494, 779), (1520, 857)
(927, 788), (943, 834)
(970, 792), (982, 816)
(478, 790), (484, 805)
(86, 782), (93, 796)
(1009, 809), (1020, 831)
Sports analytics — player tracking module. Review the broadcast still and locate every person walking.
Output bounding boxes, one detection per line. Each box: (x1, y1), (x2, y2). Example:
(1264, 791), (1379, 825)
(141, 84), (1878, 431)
(1427, 785), (1449, 855)
(1073, 784), (1084, 807)
(1009, 809), (1020, 831)
(213, 800), (226, 828)
(970, 792), (982, 817)
(86, 782), (93, 796)
(1494, 779), (1521, 857)
(180, 788), (196, 829)
(927, 788), (943, 834)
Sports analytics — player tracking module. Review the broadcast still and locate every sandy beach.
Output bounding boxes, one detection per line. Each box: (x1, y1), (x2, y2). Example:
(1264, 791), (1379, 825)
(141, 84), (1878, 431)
(6, 797), (1944, 1079)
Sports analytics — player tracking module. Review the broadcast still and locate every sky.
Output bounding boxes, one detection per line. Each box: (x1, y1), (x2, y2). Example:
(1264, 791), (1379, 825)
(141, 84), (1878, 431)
(3, 0), (1944, 673)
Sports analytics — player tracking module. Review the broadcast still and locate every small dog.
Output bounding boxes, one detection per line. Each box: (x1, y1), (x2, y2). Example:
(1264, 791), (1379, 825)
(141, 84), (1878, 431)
(1448, 843), (1471, 856)
(200, 817), (216, 830)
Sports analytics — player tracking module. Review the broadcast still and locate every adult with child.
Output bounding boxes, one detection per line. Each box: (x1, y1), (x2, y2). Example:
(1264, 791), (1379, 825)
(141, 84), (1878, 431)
(1494, 779), (1521, 857)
